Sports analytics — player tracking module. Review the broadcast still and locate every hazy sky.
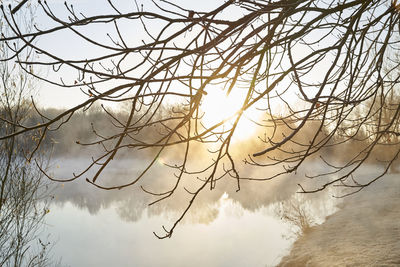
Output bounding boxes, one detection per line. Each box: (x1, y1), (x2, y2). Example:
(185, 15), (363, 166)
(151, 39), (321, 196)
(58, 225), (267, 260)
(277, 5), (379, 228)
(28, 0), (243, 109)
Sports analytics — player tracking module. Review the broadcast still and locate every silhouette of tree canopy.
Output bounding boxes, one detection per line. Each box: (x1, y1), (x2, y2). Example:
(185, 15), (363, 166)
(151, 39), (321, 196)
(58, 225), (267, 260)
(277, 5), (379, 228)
(1, 0), (399, 238)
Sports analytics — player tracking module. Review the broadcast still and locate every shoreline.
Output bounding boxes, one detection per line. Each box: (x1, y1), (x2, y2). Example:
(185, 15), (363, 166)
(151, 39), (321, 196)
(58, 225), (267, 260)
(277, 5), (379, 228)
(277, 173), (400, 266)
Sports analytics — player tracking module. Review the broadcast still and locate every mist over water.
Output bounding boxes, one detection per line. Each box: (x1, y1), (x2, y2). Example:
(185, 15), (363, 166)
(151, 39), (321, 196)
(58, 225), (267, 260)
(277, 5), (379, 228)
(47, 157), (339, 222)
(41, 157), (342, 267)
(36, 117), (396, 266)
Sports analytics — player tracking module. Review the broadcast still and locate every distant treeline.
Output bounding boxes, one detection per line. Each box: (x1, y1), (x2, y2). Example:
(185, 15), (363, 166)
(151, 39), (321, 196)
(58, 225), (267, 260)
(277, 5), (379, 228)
(0, 103), (185, 158)
(0, 99), (398, 171)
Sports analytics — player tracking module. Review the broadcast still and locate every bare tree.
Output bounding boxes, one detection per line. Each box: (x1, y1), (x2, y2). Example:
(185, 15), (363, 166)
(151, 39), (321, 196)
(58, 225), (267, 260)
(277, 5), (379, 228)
(0, 0), (399, 238)
(0, 5), (57, 266)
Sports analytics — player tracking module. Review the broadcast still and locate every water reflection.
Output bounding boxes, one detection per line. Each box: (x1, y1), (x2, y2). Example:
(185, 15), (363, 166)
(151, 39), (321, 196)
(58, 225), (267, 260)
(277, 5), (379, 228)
(48, 158), (336, 223)
(43, 157), (340, 266)
(44, 195), (297, 266)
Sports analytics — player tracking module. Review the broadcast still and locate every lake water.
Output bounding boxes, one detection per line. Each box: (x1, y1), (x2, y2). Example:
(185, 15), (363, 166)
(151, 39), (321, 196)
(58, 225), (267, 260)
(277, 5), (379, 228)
(40, 158), (339, 267)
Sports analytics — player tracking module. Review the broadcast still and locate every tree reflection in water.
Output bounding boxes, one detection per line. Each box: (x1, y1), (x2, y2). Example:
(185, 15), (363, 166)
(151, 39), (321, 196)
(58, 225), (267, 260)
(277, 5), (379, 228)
(42, 158), (342, 266)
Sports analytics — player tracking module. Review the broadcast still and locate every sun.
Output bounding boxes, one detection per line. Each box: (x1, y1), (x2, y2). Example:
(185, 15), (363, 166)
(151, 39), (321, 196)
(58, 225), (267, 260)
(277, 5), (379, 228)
(200, 87), (259, 141)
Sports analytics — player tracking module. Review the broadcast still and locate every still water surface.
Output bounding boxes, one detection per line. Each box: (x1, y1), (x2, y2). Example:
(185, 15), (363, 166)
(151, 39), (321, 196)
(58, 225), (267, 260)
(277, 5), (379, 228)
(41, 158), (338, 267)
(45, 198), (292, 266)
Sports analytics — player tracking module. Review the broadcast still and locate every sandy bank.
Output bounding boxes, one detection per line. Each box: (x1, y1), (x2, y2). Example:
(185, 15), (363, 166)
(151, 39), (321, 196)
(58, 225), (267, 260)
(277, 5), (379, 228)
(278, 173), (400, 267)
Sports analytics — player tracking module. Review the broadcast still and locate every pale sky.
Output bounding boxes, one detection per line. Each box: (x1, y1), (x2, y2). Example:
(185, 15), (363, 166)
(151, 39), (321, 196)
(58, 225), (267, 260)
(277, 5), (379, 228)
(28, 0), (243, 109)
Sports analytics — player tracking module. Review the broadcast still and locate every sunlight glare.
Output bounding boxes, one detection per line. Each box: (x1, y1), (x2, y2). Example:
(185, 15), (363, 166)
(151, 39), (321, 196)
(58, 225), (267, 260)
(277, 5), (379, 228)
(201, 87), (259, 141)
